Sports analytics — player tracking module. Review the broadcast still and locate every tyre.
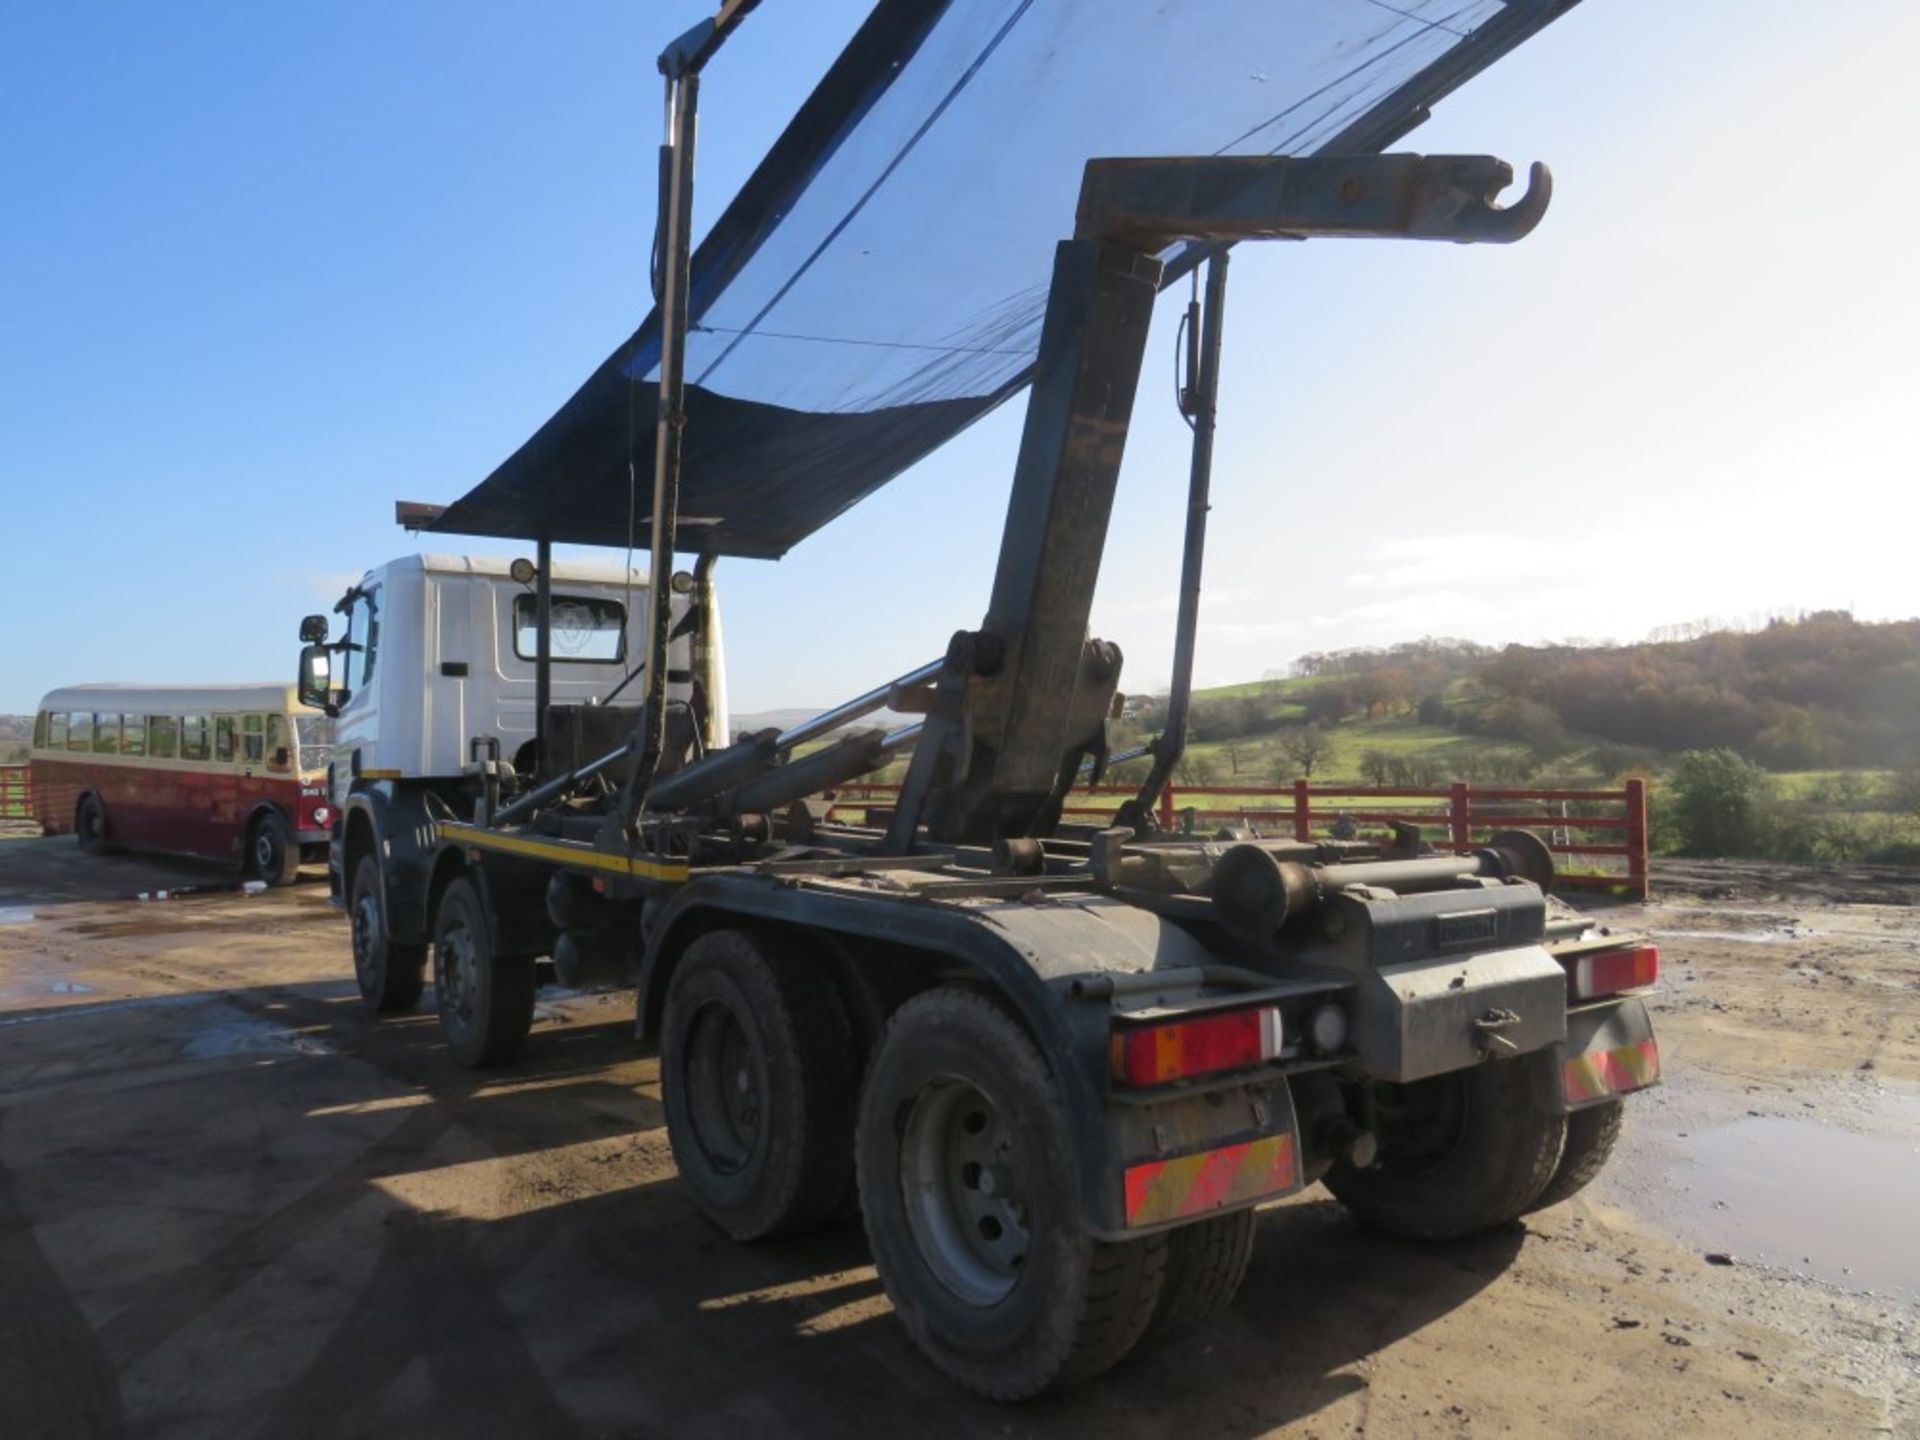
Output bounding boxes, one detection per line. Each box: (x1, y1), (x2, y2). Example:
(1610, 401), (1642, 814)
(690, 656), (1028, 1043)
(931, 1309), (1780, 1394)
(1138, 1206), (1257, 1351)
(247, 810), (301, 887)
(432, 876), (535, 1068)
(75, 793), (110, 856)
(350, 856), (425, 1013)
(856, 987), (1167, 1400)
(660, 929), (856, 1240)
(1323, 1056), (1567, 1241)
(1527, 1101), (1624, 1213)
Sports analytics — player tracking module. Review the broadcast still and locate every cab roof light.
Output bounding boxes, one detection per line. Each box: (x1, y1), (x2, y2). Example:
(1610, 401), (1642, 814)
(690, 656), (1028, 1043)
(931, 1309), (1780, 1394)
(1571, 944), (1659, 1001)
(1111, 1006), (1283, 1087)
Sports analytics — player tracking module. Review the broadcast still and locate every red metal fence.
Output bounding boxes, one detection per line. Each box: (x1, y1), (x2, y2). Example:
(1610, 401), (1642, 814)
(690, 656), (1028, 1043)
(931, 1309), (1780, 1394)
(0, 764), (31, 822)
(825, 777), (1649, 899)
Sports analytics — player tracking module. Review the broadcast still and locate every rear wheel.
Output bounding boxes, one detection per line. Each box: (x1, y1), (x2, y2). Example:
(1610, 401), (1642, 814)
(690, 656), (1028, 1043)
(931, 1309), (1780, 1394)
(1138, 1207), (1257, 1350)
(247, 811), (300, 887)
(856, 988), (1167, 1400)
(660, 929), (856, 1240)
(1323, 1056), (1566, 1240)
(75, 794), (110, 856)
(1527, 1101), (1624, 1212)
(350, 856), (425, 1013)
(433, 876), (534, 1067)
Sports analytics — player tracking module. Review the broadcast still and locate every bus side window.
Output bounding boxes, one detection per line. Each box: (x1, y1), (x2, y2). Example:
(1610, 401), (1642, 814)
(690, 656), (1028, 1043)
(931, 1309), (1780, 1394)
(93, 713), (120, 754)
(68, 712), (92, 753)
(266, 714), (290, 771)
(122, 714), (146, 757)
(242, 714), (265, 764)
(149, 715), (179, 760)
(33, 711), (48, 749)
(215, 716), (237, 763)
(180, 715), (210, 762)
(48, 712), (67, 749)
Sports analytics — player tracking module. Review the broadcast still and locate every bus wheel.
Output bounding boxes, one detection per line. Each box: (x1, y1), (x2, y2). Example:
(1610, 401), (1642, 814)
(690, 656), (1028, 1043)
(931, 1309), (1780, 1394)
(432, 876), (534, 1068)
(660, 929), (856, 1240)
(247, 811), (300, 887)
(350, 856), (425, 1012)
(75, 794), (110, 856)
(1526, 1100), (1625, 1213)
(856, 987), (1167, 1400)
(1322, 1057), (1566, 1240)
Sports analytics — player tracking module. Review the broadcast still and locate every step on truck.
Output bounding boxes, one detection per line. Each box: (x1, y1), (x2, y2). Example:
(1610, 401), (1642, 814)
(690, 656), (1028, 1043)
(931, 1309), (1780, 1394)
(296, 4), (1660, 1400)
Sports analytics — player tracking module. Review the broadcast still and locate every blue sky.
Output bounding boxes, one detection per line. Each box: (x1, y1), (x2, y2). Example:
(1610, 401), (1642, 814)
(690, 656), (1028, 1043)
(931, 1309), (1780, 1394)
(3, 1), (1914, 716)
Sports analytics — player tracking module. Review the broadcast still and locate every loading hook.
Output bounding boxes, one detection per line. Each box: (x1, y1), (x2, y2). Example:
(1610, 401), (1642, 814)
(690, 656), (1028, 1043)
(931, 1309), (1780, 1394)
(1416, 156), (1553, 244)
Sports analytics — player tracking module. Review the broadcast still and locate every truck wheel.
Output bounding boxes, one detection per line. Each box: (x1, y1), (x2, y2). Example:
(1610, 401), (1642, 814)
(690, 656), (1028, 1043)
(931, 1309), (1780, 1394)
(350, 856), (425, 1012)
(433, 876), (534, 1067)
(1323, 1057), (1566, 1241)
(75, 794), (110, 856)
(660, 929), (855, 1240)
(1137, 1207), (1257, 1351)
(1527, 1101), (1624, 1213)
(247, 811), (301, 887)
(856, 988), (1167, 1400)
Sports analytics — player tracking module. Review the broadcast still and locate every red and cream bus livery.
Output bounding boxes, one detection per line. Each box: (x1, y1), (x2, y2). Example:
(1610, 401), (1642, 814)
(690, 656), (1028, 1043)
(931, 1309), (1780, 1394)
(30, 684), (334, 884)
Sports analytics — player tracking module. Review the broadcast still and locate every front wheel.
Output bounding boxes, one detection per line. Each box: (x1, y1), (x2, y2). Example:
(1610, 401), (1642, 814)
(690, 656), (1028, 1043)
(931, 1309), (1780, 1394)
(856, 988), (1167, 1400)
(247, 811), (300, 887)
(433, 876), (534, 1068)
(350, 856), (425, 1013)
(1323, 1056), (1566, 1240)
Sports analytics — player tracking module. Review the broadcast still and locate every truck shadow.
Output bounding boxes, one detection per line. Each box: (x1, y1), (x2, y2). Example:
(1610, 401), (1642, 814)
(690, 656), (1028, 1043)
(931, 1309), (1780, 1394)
(2, 968), (1529, 1438)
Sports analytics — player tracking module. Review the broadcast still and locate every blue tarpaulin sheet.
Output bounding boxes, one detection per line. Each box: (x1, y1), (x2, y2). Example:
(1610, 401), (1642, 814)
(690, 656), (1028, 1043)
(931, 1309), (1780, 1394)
(425, 0), (1577, 557)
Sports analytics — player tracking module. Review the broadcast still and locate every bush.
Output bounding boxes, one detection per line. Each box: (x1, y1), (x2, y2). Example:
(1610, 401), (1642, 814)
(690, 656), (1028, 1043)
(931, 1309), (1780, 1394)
(1665, 748), (1774, 857)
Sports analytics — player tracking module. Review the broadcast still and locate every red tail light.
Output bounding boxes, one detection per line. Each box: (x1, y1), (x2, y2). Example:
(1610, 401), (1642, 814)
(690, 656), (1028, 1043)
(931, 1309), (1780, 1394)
(1571, 944), (1658, 1000)
(1111, 1006), (1283, 1086)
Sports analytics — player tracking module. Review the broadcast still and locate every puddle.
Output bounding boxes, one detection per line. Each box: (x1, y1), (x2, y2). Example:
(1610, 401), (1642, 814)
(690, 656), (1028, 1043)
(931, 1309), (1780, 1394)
(178, 1009), (336, 1059)
(49, 980), (95, 995)
(0, 907), (37, 925)
(1667, 1092), (1920, 1300)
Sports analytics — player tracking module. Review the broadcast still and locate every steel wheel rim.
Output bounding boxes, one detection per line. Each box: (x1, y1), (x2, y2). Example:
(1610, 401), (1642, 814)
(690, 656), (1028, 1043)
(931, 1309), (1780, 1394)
(254, 828), (277, 874)
(438, 920), (477, 1026)
(683, 999), (762, 1174)
(351, 892), (381, 985)
(900, 1078), (1029, 1306)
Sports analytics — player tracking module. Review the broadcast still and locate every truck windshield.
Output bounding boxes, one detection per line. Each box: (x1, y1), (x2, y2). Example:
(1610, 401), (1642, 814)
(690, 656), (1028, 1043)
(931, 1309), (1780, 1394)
(293, 714), (336, 774)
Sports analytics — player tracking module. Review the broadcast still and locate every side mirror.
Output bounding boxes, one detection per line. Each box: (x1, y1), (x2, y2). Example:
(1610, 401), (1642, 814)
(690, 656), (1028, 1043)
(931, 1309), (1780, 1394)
(298, 644), (336, 714)
(299, 614), (329, 643)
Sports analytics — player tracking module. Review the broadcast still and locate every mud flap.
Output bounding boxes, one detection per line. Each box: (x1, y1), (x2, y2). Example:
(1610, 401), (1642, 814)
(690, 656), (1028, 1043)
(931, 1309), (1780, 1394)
(1103, 1076), (1302, 1236)
(1546, 996), (1659, 1113)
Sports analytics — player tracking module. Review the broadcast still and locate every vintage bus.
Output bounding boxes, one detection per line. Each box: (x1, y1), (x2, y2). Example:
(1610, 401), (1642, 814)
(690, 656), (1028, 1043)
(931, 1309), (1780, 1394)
(30, 684), (334, 884)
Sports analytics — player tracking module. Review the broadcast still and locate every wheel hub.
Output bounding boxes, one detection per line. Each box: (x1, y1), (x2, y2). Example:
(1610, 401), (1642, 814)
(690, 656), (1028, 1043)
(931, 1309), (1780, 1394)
(901, 1079), (1030, 1306)
(438, 923), (477, 1024)
(351, 894), (380, 982)
(683, 1000), (762, 1174)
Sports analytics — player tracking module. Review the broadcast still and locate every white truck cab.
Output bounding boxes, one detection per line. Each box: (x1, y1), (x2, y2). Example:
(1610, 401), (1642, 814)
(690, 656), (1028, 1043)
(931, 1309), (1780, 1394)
(320, 553), (723, 793)
(297, 552), (725, 963)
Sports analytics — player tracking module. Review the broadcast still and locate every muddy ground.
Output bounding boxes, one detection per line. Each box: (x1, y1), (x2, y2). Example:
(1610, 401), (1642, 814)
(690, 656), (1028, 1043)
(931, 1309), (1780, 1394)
(0, 838), (1914, 1438)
